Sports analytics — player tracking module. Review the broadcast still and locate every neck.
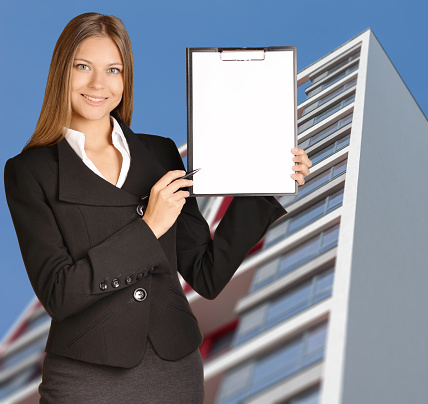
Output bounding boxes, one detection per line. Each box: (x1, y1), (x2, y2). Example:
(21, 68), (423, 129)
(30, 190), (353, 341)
(69, 115), (113, 149)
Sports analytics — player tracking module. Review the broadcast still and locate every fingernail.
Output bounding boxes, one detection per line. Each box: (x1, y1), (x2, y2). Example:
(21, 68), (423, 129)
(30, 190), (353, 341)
(292, 147), (298, 153)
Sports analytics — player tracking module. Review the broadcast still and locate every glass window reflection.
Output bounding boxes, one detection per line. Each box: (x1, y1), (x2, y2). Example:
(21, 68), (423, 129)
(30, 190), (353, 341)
(216, 323), (328, 404)
(286, 387), (320, 404)
(298, 94), (355, 135)
(310, 133), (350, 166)
(236, 267), (334, 345)
(310, 51), (359, 85)
(279, 159), (348, 209)
(286, 188), (344, 236)
(253, 224), (340, 290)
(299, 113), (353, 150)
(302, 78), (357, 117)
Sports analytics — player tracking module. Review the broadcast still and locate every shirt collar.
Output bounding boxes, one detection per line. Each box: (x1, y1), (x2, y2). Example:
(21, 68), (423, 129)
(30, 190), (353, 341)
(111, 116), (130, 156)
(64, 116), (130, 160)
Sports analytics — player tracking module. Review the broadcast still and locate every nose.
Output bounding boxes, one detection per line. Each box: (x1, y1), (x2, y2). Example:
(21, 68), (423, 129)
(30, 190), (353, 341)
(88, 70), (105, 90)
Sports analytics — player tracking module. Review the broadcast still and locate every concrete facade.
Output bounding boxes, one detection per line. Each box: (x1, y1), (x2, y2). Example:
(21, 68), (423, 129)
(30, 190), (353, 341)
(323, 31), (428, 404)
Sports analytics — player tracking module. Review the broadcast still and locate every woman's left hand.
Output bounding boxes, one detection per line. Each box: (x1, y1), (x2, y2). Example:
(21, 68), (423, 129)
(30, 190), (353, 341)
(291, 148), (312, 185)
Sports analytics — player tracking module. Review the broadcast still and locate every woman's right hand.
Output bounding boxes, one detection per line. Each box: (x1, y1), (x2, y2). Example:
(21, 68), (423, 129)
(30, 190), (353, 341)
(142, 170), (193, 238)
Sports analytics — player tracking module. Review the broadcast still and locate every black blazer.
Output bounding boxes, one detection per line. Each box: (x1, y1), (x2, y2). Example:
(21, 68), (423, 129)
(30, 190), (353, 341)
(4, 121), (286, 368)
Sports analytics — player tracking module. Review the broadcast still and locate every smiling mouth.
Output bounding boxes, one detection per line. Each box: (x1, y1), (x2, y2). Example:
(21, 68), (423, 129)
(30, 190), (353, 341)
(82, 94), (107, 102)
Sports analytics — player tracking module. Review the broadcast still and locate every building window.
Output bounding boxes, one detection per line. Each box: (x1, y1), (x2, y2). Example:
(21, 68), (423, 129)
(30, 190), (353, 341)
(287, 188), (343, 234)
(264, 188), (343, 250)
(279, 387), (320, 404)
(302, 78), (357, 117)
(310, 51), (360, 85)
(307, 61), (359, 98)
(253, 224), (340, 290)
(216, 322), (328, 404)
(0, 335), (46, 373)
(279, 159), (347, 208)
(298, 94), (355, 135)
(309, 133), (350, 166)
(235, 267), (334, 345)
(0, 362), (42, 400)
(313, 94), (355, 125)
(299, 113), (352, 150)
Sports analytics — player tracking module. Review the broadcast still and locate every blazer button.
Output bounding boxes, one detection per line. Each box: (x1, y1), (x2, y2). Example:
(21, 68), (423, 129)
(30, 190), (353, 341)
(111, 279), (120, 288)
(99, 282), (108, 291)
(136, 204), (145, 217)
(136, 273), (143, 280)
(125, 276), (132, 285)
(133, 288), (147, 301)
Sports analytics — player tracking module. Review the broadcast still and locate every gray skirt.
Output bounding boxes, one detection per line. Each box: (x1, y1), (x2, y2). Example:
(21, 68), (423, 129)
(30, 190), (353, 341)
(38, 339), (204, 403)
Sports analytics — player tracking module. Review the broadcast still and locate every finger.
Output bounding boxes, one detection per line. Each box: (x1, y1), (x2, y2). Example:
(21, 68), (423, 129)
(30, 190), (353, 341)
(293, 155), (312, 169)
(291, 148), (313, 167)
(291, 147), (307, 156)
(301, 154), (312, 168)
(290, 173), (305, 186)
(292, 164), (310, 176)
(166, 179), (193, 194)
(170, 190), (191, 201)
(292, 153), (312, 167)
(154, 170), (187, 190)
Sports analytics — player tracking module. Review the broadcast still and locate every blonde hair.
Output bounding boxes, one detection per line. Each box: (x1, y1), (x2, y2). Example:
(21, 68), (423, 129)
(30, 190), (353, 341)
(23, 12), (133, 151)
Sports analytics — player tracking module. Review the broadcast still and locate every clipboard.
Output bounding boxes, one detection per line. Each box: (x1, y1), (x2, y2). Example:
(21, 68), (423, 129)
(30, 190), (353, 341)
(187, 46), (297, 197)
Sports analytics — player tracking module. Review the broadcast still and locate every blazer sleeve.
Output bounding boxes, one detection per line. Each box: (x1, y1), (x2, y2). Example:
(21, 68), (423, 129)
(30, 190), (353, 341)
(4, 156), (170, 322)
(169, 139), (287, 299)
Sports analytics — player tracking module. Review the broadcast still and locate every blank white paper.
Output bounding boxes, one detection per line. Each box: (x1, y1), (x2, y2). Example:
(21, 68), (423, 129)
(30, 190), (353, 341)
(189, 48), (296, 196)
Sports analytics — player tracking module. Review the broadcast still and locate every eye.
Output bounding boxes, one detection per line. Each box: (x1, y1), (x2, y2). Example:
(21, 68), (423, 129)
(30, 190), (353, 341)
(75, 64), (90, 71)
(107, 67), (121, 74)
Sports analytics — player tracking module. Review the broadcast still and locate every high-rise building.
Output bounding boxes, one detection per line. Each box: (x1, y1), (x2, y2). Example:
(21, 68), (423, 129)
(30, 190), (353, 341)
(1, 28), (427, 404)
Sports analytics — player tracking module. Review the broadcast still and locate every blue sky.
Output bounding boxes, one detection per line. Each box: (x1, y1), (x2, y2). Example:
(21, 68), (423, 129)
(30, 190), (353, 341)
(1, 0), (427, 341)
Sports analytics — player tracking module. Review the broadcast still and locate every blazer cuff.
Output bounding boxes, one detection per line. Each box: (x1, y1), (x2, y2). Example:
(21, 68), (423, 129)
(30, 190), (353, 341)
(87, 218), (170, 294)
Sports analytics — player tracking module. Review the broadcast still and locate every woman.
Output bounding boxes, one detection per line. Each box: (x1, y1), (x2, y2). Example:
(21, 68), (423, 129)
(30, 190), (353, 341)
(4, 12), (311, 403)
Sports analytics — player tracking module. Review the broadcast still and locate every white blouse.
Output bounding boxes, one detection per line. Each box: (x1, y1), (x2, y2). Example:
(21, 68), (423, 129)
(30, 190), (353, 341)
(64, 117), (130, 188)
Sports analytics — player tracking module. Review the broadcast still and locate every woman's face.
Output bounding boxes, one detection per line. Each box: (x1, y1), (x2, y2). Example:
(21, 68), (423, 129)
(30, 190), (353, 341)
(70, 36), (124, 128)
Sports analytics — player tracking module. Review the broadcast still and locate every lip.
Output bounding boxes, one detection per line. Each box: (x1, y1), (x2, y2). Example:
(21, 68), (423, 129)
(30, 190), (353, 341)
(81, 94), (108, 105)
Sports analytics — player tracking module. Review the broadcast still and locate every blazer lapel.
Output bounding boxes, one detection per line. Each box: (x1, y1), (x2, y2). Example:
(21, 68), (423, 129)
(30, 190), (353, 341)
(119, 122), (169, 199)
(58, 137), (140, 207)
(58, 123), (169, 207)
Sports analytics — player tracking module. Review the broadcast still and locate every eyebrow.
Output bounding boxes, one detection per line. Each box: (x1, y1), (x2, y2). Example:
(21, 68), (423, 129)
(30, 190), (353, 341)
(74, 58), (123, 66)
